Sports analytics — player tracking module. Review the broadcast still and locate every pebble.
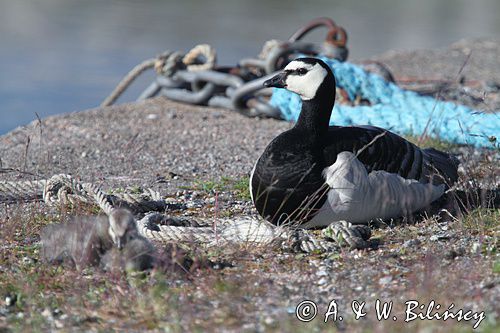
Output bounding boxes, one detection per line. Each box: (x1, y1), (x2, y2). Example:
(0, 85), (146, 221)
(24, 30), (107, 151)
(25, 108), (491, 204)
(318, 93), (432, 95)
(212, 112), (225, 119)
(316, 269), (329, 277)
(263, 316), (275, 325)
(41, 308), (52, 318)
(378, 276), (393, 285)
(22, 256), (34, 265)
(166, 109), (178, 119)
(430, 232), (451, 241)
(4, 295), (15, 307)
(164, 197), (177, 204)
(317, 277), (328, 285)
(480, 280), (497, 289)
(186, 201), (203, 209)
(443, 248), (465, 260)
(54, 320), (64, 329)
(471, 242), (482, 253)
(403, 239), (421, 248)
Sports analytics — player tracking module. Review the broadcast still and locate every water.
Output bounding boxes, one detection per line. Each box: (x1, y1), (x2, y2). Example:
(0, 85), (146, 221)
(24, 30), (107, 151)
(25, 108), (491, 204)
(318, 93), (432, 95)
(1, 0), (499, 134)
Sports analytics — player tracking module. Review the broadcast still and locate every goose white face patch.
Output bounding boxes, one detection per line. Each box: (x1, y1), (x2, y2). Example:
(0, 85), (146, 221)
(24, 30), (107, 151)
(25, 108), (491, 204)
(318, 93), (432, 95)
(284, 61), (327, 100)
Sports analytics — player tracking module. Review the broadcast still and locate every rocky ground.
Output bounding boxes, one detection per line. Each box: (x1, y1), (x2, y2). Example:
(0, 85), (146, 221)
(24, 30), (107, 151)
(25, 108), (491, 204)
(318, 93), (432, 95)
(0, 39), (499, 332)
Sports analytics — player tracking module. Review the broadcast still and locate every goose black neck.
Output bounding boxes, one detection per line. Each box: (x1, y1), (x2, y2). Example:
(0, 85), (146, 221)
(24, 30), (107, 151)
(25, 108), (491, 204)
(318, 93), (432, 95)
(294, 73), (336, 140)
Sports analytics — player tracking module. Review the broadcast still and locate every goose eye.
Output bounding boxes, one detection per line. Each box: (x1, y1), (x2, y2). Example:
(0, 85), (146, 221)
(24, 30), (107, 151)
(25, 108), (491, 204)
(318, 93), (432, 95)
(296, 68), (307, 75)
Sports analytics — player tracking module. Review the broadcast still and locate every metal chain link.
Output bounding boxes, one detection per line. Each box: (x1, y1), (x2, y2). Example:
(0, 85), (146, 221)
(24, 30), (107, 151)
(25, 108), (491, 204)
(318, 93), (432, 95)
(103, 17), (350, 119)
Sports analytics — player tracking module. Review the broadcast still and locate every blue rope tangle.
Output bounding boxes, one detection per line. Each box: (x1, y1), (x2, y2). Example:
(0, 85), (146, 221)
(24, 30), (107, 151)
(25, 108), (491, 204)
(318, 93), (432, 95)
(270, 56), (500, 148)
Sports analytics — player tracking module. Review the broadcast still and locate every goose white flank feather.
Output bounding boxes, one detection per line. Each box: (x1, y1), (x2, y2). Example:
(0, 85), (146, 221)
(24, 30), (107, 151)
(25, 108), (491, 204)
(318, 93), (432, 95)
(303, 152), (444, 227)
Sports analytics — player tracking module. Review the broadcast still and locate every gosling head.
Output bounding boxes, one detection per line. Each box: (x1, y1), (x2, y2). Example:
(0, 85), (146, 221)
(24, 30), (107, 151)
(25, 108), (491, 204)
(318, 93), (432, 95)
(263, 57), (332, 100)
(108, 209), (138, 249)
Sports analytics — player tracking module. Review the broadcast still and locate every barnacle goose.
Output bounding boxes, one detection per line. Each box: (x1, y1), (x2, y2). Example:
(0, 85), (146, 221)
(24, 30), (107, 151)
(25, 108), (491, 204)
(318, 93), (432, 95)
(250, 58), (459, 227)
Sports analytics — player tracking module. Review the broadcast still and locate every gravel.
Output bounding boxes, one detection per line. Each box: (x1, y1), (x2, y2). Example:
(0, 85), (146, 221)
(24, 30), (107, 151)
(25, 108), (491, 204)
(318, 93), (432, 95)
(0, 99), (290, 191)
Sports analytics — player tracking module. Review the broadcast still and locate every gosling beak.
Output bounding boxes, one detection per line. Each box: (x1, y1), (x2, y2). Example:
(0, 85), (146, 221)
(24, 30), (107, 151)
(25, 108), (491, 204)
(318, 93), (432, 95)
(116, 239), (123, 250)
(263, 72), (287, 88)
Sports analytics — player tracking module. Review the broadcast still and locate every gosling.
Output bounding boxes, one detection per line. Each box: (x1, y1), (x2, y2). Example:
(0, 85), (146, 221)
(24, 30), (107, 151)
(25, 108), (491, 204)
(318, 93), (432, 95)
(41, 209), (139, 270)
(101, 235), (156, 272)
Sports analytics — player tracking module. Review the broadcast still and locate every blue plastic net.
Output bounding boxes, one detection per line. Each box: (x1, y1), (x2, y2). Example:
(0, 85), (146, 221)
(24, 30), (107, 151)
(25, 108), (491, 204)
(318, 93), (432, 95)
(270, 56), (499, 148)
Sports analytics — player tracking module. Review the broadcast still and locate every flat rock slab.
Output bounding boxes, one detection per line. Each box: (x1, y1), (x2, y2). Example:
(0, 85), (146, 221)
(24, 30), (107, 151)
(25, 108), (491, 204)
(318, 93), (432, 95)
(374, 38), (500, 83)
(0, 98), (290, 190)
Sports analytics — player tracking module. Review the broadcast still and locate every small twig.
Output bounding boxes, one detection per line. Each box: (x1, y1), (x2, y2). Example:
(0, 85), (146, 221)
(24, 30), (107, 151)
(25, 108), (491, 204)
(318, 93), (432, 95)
(214, 191), (219, 245)
(355, 131), (387, 158)
(35, 112), (45, 172)
(23, 135), (31, 172)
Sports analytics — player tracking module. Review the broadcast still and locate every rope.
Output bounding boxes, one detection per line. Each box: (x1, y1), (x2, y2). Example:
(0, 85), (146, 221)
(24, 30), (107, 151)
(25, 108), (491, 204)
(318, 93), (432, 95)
(182, 44), (216, 71)
(101, 58), (158, 107)
(157, 51), (183, 77)
(0, 180), (44, 203)
(42, 174), (91, 206)
(270, 56), (500, 148)
(258, 39), (282, 60)
(0, 174), (364, 253)
(101, 44), (217, 107)
(81, 182), (114, 216)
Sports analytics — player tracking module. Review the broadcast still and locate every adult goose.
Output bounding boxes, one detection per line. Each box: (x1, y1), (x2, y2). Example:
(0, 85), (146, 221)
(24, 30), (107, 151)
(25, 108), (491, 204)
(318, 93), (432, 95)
(250, 58), (459, 227)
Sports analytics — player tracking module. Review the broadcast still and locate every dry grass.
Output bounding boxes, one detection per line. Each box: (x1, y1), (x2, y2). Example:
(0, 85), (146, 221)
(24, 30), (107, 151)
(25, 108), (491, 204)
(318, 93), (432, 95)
(0, 140), (499, 332)
(1, 199), (498, 332)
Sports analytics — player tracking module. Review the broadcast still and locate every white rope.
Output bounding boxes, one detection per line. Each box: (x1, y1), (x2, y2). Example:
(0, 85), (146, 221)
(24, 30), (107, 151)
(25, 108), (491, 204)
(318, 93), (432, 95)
(0, 174), (362, 252)
(182, 44), (217, 71)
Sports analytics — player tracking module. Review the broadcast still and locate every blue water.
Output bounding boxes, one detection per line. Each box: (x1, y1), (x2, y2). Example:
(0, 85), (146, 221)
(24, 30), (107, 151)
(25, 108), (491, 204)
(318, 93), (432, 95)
(1, 0), (499, 134)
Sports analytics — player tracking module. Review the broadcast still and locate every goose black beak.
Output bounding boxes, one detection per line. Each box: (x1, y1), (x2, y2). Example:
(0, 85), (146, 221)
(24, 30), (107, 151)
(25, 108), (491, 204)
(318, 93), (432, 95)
(263, 72), (287, 88)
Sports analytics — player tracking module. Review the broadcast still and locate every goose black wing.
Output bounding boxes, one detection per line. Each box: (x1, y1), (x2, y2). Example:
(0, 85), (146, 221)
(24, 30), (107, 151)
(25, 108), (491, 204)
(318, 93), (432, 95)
(323, 125), (458, 183)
